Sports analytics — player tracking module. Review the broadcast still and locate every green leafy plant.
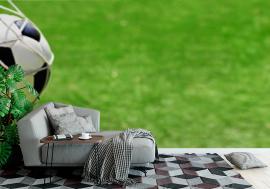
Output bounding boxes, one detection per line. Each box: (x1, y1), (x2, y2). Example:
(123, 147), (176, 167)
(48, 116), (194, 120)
(0, 65), (38, 168)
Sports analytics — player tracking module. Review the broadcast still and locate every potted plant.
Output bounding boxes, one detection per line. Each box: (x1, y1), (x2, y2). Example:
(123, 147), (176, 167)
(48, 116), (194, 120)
(0, 65), (38, 168)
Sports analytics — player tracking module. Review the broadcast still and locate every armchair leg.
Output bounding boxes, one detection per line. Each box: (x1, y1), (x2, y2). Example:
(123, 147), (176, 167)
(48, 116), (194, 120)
(132, 166), (148, 176)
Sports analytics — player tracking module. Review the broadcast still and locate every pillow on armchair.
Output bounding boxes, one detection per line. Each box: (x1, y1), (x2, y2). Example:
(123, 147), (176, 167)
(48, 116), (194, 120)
(45, 104), (96, 135)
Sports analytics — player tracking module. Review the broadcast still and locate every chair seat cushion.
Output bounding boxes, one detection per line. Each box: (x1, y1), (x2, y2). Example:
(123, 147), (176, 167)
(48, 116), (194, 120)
(41, 131), (155, 165)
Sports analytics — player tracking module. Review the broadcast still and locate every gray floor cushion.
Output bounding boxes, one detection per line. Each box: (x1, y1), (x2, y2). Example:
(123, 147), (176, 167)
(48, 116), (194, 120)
(225, 152), (267, 170)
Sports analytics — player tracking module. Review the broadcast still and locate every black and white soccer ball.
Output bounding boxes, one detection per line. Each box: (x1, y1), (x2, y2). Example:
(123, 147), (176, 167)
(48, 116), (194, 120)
(0, 14), (54, 94)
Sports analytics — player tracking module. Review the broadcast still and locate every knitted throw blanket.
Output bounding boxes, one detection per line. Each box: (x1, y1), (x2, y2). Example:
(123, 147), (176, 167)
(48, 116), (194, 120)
(82, 129), (155, 185)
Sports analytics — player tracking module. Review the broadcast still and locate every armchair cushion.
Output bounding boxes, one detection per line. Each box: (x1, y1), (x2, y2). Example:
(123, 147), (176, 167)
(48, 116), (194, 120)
(45, 105), (96, 135)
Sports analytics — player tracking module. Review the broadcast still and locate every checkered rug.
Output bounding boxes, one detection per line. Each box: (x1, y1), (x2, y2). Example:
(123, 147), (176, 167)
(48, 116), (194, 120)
(0, 153), (253, 189)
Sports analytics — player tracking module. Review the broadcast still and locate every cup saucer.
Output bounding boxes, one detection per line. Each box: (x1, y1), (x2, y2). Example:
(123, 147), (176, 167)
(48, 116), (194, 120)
(78, 136), (92, 140)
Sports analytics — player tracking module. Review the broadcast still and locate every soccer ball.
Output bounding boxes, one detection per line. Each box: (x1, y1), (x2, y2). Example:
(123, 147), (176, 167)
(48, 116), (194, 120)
(0, 14), (54, 94)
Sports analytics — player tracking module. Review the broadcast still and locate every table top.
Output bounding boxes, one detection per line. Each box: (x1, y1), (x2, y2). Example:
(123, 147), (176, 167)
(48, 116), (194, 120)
(40, 134), (104, 144)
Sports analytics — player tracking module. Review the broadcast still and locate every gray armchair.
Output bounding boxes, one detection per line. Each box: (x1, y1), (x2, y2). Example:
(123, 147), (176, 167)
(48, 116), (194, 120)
(17, 102), (155, 167)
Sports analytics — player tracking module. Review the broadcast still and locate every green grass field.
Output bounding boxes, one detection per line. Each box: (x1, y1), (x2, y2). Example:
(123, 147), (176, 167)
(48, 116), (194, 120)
(2, 0), (270, 147)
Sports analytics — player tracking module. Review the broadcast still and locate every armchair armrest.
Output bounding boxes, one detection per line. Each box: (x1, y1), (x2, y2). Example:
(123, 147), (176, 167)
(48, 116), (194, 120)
(17, 103), (51, 166)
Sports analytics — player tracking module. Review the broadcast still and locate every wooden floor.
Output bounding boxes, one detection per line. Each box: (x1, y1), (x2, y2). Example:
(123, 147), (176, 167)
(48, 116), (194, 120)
(159, 148), (270, 189)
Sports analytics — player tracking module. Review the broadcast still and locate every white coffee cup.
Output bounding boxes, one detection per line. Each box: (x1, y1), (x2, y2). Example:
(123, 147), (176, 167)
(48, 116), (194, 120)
(81, 132), (90, 139)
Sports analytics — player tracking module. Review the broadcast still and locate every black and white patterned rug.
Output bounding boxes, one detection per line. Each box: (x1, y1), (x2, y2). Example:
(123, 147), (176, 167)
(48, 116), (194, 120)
(0, 153), (253, 189)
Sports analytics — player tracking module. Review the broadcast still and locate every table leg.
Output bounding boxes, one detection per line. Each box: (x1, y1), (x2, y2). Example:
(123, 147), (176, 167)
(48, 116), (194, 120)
(50, 143), (55, 183)
(44, 143), (49, 184)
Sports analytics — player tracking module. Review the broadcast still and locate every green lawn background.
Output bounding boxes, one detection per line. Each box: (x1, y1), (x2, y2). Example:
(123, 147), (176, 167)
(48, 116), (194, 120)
(2, 0), (270, 147)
